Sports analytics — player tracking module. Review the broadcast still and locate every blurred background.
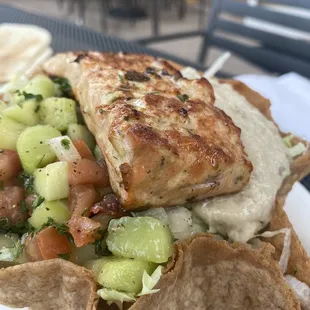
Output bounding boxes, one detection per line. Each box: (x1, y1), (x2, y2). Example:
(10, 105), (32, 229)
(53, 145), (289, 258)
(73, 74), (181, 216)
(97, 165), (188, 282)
(1, 0), (269, 75)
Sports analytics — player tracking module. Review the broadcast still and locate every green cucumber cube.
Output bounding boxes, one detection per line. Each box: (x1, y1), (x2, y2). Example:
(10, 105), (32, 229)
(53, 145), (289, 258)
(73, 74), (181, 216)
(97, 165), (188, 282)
(17, 125), (61, 174)
(106, 217), (173, 263)
(67, 124), (96, 150)
(3, 99), (39, 126)
(34, 161), (69, 201)
(0, 115), (27, 150)
(28, 200), (71, 229)
(85, 257), (156, 294)
(39, 97), (77, 132)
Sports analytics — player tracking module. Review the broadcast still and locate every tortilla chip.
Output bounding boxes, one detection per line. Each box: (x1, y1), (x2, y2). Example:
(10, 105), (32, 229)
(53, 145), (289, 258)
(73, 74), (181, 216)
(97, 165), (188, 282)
(131, 234), (300, 310)
(0, 259), (98, 309)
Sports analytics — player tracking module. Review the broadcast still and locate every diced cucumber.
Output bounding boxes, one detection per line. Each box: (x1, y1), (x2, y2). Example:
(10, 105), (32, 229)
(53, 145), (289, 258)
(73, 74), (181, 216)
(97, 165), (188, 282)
(34, 161), (69, 201)
(16, 125), (61, 173)
(67, 124), (96, 151)
(39, 97), (77, 131)
(0, 115), (27, 150)
(3, 99), (39, 126)
(106, 217), (173, 264)
(28, 200), (71, 229)
(85, 257), (156, 294)
(0, 234), (18, 248)
(93, 145), (103, 160)
(23, 75), (56, 99)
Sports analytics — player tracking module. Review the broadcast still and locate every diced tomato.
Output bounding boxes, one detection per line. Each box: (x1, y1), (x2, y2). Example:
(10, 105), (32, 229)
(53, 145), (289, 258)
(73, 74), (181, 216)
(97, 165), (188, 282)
(68, 216), (101, 247)
(73, 139), (95, 161)
(91, 193), (125, 217)
(36, 227), (71, 260)
(0, 187), (27, 225)
(0, 150), (22, 181)
(69, 158), (109, 188)
(69, 184), (97, 217)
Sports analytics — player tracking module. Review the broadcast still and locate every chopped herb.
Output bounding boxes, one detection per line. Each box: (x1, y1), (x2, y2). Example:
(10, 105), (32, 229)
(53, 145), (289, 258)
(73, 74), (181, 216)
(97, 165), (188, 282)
(176, 94), (189, 102)
(93, 230), (111, 256)
(150, 91), (160, 95)
(0, 217), (10, 233)
(19, 172), (35, 194)
(118, 74), (125, 83)
(31, 196), (44, 209)
(123, 116), (130, 121)
(10, 221), (31, 235)
(72, 53), (87, 63)
(68, 234), (74, 244)
(14, 90), (43, 108)
(0, 181), (3, 191)
(53, 77), (73, 98)
(20, 200), (28, 213)
(161, 69), (170, 76)
(145, 67), (156, 75)
(81, 208), (88, 216)
(292, 267), (297, 276)
(41, 217), (69, 235)
(58, 253), (70, 260)
(125, 70), (150, 82)
(0, 149), (4, 153)
(61, 138), (71, 150)
(34, 104), (40, 113)
(99, 108), (104, 114)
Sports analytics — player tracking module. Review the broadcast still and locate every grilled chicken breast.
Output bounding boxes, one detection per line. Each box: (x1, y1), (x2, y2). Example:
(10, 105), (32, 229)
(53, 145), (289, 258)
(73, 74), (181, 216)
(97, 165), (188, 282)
(43, 52), (252, 210)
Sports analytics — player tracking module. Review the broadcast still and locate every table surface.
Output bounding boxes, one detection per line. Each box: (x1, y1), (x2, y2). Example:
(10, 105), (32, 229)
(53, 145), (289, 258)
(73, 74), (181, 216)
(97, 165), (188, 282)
(1, 3), (309, 191)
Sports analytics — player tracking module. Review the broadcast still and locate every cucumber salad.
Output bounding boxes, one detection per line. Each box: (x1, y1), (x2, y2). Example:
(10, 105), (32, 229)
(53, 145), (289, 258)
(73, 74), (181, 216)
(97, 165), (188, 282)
(0, 74), (205, 305)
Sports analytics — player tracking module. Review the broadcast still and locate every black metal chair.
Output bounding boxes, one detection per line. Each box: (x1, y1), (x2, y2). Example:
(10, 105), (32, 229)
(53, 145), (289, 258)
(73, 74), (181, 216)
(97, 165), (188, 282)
(138, 0), (310, 78)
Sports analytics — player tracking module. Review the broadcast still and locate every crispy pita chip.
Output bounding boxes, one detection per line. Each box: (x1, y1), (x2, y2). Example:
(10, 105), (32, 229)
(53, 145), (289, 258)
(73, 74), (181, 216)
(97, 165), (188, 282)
(0, 259), (98, 310)
(224, 80), (310, 287)
(131, 234), (300, 310)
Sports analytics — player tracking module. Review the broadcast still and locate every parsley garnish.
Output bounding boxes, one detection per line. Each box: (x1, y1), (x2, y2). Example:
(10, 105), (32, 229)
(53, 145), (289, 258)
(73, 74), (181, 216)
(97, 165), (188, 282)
(81, 208), (88, 216)
(0, 181), (4, 191)
(99, 108), (104, 114)
(31, 196), (44, 209)
(0, 217), (10, 233)
(93, 230), (111, 256)
(292, 267), (297, 276)
(14, 90), (43, 107)
(0, 149), (4, 153)
(41, 217), (69, 235)
(53, 77), (73, 98)
(58, 253), (70, 260)
(118, 74), (125, 83)
(176, 94), (189, 102)
(61, 138), (71, 150)
(20, 200), (28, 213)
(19, 172), (35, 194)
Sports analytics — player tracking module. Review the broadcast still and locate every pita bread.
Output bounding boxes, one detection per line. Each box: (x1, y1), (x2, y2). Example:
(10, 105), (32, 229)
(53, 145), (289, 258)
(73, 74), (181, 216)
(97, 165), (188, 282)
(0, 72), (309, 309)
(0, 259), (98, 310)
(0, 24), (52, 83)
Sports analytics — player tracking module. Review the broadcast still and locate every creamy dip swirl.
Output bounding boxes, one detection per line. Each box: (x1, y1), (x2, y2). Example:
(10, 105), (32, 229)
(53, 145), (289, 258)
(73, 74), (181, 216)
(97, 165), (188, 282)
(192, 80), (291, 242)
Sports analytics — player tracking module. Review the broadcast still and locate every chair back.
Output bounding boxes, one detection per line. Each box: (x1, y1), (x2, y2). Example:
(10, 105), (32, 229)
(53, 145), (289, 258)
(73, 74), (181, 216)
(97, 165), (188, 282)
(198, 0), (310, 77)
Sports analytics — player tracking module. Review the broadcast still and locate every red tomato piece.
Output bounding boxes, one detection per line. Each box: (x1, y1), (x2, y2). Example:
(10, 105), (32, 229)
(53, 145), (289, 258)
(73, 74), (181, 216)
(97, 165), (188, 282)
(69, 158), (109, 188)
(69, 184), (97, 216)
(36, 227), (71, 260)
(68, 216), (101, 247)
(0, 150), (22, 181)
(73, 139), (95, 161)
(0, 187), (27, 224)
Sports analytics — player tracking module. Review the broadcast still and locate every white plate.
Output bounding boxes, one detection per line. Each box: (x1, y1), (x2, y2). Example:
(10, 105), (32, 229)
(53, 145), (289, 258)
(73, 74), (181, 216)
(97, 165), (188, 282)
(0, 182), (309, 310)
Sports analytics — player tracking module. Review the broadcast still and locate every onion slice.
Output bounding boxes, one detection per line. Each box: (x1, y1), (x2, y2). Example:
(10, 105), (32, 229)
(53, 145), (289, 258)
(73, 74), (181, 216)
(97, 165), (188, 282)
(256, 228), (291, 274)
(47, 135), (81, 162)
(285, 275), (310, 310)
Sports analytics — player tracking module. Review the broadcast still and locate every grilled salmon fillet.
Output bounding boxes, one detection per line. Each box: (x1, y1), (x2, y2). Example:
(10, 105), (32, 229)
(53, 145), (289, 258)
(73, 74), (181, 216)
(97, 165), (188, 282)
(43, 52), (252, 210)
